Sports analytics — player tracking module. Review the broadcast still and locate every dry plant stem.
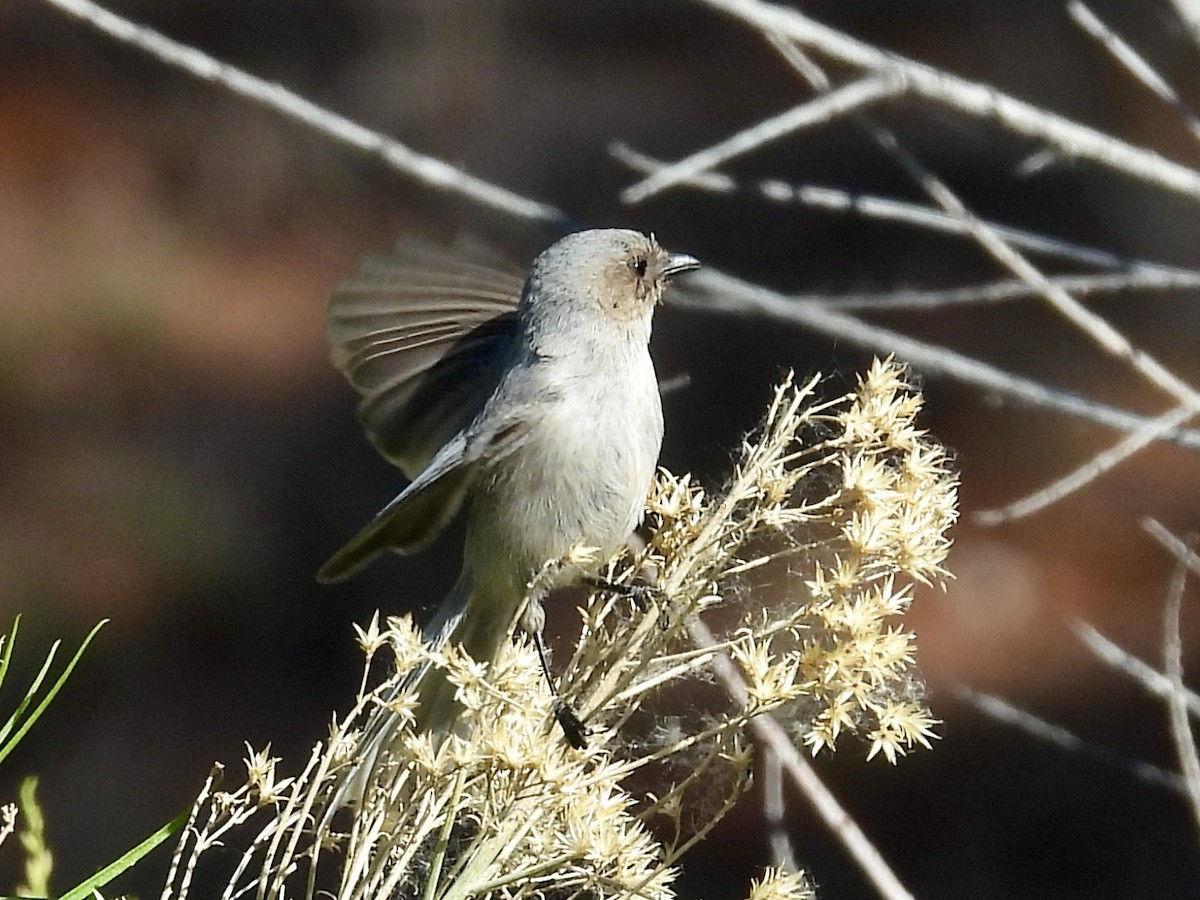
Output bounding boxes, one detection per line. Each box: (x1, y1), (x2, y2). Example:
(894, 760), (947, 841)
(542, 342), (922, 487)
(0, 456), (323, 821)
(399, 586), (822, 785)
(423, 768), (466, 900)
(166, 768), (229, 900)
(619, 74), (905, 203)
(1159, 549), (1200, 838)
(263, 746), (328, 900)
(693, 0), (1200, 200)
(160, 768), (218, 900)
(955, 685), (1189, 794)
(762, 746), (799, 871)
(689, 618), (915, 900)
(1144, 517), (1200, 830)
(39, 0), (566, 226)
(1071, 618), (1200, 720)
(1069, 1), (1200, 143)
(0, 805), (15, 852)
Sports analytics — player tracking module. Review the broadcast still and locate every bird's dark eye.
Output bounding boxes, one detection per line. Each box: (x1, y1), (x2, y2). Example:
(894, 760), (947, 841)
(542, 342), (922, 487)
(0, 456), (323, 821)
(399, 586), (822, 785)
(630, 257), (648, 278)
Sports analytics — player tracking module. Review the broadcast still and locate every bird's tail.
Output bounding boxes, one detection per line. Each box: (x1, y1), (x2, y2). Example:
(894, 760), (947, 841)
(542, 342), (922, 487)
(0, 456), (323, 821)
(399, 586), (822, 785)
(327, 573), (474, 813)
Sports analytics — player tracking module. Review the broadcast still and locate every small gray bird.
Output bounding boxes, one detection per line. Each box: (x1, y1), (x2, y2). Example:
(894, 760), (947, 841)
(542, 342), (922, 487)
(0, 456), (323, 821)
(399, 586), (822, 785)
(320, 228), (699, 747)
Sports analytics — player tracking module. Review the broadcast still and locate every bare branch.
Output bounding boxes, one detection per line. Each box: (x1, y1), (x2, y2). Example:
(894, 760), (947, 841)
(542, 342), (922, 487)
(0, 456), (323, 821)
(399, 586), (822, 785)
(1070, 1), (1200, 144)
(809, 272), (1200, 313)
(1155, 531), (1200, 838)
(1144, 517), (1200, 582)
(39, 0), (565, 225)
(1071, 619), (1200, 719)
(974, 401), (1200, 524)
(864, 119), (1200, 411)
(755, 15), (1200, 412)
(1170, 0), (1200, 49)
(955, 685), (1189, 795)
(814, 81), (1200, 519)
(761, 746), (799, 872)
(41, 0), (1200, 457)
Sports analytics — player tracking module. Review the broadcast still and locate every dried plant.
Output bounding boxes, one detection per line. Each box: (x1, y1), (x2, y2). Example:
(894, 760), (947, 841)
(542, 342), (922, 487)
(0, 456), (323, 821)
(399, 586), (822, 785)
(746, 867), (817, 900)
(0, 803), (15, 853)
(159, 359), (955, 900)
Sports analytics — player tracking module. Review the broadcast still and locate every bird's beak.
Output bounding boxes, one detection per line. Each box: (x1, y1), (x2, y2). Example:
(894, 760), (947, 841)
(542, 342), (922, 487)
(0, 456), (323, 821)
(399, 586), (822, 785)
(662, 252), (701, 280)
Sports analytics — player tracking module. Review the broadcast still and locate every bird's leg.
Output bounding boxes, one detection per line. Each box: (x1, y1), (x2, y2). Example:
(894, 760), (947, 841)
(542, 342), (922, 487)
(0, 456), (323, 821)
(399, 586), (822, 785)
(530, 627), (590, 750)
(520, 575), (590, 750)
(584, 575), (657, 611)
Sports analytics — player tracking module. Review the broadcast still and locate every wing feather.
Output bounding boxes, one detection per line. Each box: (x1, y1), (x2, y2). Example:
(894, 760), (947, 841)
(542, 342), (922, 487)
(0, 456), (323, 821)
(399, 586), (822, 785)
(326, 238), (525, 476)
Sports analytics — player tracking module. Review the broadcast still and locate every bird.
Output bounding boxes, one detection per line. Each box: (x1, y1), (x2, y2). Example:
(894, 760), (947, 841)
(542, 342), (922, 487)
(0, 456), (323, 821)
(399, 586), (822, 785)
(319, 228), (700, 750)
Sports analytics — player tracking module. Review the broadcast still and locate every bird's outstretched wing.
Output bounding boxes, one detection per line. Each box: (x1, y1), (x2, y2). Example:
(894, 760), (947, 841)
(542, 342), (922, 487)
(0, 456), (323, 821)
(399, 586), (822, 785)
(327, 238), (525, 477)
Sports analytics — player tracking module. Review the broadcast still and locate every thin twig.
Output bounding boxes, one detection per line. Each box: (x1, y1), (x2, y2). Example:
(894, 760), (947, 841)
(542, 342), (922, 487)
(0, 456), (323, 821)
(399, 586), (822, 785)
(955, 685), (1189, 795)
(1070, 1), (1200, 143)
(761, 745), (798, 872)
(1170, 0), (1200, 49)
(1154, 530), (1200, 838)
(689, 618), (915, 900)
(38, 0), (566, 226)
(1144, 517), (1200, 582)
(974, 401), (1200, 524)
(1070, 619), (1200, 719)
(807, 271), (1200, 312)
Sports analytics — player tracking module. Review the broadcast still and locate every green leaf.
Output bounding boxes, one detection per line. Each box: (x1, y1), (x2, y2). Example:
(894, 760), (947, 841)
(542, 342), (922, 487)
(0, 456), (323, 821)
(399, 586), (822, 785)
(58, 806), (190, 900)
(0, 613), (19, 691)
(0, 619), (108, 767)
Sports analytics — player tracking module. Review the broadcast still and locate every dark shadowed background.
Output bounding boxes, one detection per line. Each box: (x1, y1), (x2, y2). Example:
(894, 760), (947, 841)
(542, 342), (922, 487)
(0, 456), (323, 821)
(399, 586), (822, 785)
(1, 1), (1199, 897)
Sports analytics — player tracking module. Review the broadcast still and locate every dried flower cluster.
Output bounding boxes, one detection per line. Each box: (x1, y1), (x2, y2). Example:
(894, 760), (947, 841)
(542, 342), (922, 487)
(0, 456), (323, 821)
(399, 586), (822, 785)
(747, 867), (817, 900)
(160, 359), (956, 900)
(0, 804), (15, 851)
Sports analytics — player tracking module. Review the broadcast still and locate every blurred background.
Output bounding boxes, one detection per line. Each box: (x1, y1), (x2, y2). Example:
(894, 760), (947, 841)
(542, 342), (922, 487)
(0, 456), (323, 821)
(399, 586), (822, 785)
(1, 0), (1199, 897)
